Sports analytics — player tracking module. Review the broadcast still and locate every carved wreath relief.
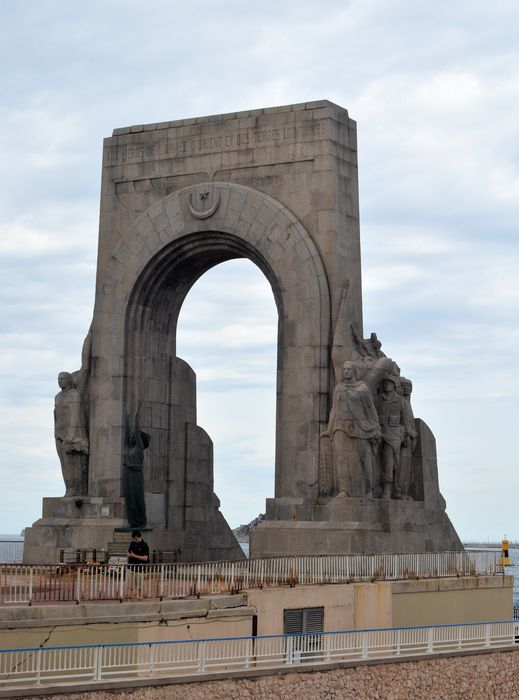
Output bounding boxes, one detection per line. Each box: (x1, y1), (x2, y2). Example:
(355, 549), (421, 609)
(188, 185), (221, 219)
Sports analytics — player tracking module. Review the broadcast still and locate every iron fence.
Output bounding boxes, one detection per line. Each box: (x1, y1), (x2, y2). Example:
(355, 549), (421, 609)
(0, 550), (501, 605)
(0, 619), (517, 690)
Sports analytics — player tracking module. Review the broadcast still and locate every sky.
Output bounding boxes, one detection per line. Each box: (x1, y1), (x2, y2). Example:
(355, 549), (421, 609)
(1, 0), (518, 542)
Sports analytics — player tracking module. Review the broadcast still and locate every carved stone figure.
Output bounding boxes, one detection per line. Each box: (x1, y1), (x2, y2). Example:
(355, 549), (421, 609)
(396, 377), (418, 499)
(54, 372), (89, 496)
(324, 361), (381, 497)
(123, 409), (150, 528)
(375, 376), (406, 499)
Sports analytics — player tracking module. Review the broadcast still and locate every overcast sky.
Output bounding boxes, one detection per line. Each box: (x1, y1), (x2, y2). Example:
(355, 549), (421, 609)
(1, 1), (518, 542)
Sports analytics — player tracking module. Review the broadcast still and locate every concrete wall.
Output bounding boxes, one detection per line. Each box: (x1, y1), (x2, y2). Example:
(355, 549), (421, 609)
(0, 576), (512, 653)
(247, 582), (392, 636)
(355, 581), (393, 629)
(0, 597), (254, 652)
(392, 576), (512, 627)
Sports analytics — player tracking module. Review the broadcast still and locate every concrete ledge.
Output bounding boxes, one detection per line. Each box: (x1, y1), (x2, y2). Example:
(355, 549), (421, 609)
(206, 607), (255, 619)
(0, 595), (249, 629)
(111, 100), (348, 136)
(391, 574), (512, 594)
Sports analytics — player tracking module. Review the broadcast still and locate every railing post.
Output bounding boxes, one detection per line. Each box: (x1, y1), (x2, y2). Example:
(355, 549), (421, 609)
(362, 631), (368, 659)
(35, 648), (41, 685)
(28, 567), (33, 605)
(324, 631), (331, 662)
(245, 638), (251, 669)
(198, 641), (206, 673)
(75, 566), (81, 603)
(93, 645), (102, 681)
(119, 566), (125, 600)
(427, 627), (433, 653)
(159, 565), (164, 599)
(287, 636), (294, 665)
(197, 565), (201, 596)
(149, 643), (156, 675)
(484, 623), (491, 648)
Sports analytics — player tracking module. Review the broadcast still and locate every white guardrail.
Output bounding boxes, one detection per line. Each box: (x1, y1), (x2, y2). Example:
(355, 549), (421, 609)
(0, 551), (501, 605)
(0, 620), (518, 690)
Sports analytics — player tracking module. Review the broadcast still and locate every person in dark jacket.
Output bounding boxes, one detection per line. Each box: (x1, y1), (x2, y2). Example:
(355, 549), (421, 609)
(127, 529), (149, 565)
(126, 529), (149, 598)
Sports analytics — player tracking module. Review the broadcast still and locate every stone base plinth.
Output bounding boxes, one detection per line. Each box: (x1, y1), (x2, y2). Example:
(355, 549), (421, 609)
(41, 496), (126, 521)
(23, 496), (245, 564)
(23, 497), (127, 564)
(250, 496), (462, 557)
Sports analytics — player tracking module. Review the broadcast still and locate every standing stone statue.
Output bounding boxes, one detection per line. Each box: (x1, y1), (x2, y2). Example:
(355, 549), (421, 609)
(54, 372), (89, 496)
(123, 409), (150, 528)
(324, 361), (381, 497)
(396, 377), (418, 499)
(375, 376), (406, 499)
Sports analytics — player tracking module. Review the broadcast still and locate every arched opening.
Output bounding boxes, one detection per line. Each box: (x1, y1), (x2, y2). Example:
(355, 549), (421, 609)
(122, 230), (287, 557)
(89, 181), (331, 558)
(176, 258), (277, 529)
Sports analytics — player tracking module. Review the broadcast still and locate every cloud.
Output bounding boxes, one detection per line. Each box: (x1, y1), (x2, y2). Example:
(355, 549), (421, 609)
(1, 0), (519, 543)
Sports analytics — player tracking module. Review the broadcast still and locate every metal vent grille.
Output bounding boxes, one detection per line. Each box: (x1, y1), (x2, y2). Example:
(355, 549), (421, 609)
(283, 607), (324, 635)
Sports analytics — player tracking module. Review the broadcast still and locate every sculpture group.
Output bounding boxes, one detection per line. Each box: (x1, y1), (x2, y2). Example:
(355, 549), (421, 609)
(323, 348), (417, 502)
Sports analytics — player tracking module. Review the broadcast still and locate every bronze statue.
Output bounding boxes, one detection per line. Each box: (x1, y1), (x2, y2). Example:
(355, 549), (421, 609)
(123, 409), (150, 528)
(54, 372), (89, 496)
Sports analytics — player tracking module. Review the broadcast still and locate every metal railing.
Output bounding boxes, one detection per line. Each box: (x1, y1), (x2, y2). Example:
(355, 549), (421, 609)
(0, 620), (518, 690)
(0, 551), (501, 606)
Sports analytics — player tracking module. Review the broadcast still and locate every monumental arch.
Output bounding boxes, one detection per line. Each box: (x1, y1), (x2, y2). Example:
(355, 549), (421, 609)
(24, 101), (462, 563)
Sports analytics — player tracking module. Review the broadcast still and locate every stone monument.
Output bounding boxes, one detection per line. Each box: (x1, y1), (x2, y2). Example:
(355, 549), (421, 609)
(23, 101), (462, 563)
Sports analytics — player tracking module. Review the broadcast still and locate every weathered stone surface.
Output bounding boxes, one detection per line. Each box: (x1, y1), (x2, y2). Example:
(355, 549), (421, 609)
(25, 101), (462, 562)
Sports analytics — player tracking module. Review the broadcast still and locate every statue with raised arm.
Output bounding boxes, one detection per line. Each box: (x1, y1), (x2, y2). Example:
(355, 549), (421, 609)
(123, 409), (150, 528)
(324, 361), (381, 498)
(54, 372), (89, 496)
